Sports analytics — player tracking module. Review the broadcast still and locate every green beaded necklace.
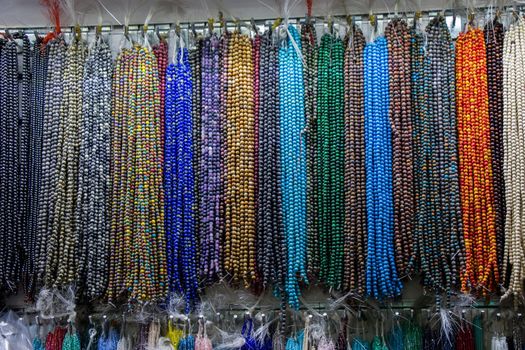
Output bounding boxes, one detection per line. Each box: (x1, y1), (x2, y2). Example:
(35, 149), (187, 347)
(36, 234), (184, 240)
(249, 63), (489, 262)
(317, 32), (345, 288)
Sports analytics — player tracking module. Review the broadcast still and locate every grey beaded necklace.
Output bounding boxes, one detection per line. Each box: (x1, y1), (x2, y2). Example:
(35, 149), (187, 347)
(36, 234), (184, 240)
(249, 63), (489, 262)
(76, 37), (113, 299)
(35, 36), (67, 283)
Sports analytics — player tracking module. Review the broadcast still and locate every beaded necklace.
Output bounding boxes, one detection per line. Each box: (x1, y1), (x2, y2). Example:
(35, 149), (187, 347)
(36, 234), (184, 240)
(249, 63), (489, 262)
(26, 37), (48, 298)
(253, 33), (261, 289)
(343, 24), (367, 293)
(223, 31), (256, 287)
(0, 39), (22, 291)
(153, 40), (168, 162)
(456, 27), (499, 294)
(18, 34), (32, 293)
(317, 32), (345, 289)
(484, 19), (505, 281)
(257, 31), (285, 290)
(199, 34), (223, 284)
(190, 36), (203, 258)
(364, 36), (401, 299)
(412, 17), (464, 297)
(165, 47), (199, 310)
(35, 36), (66, 283)
(384, 19), (414, 277)
(107, 45), (167, 301)
(279, 24), (308, 307)
(301, 22), (319, 281)
(502, 20), (525, 300)
(76, 37), (113, 299)
(45, 36), (87, 287)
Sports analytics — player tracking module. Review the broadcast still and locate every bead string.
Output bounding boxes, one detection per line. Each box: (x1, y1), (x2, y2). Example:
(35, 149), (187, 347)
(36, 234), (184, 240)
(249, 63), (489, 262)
(0, 39), (22, 291)
(45, 37), (86, 287)
(108, 46), (167, 301)
(165, 47), (199, 310)
(199, 34), (222, 284)
(26, 37), (48, 298)
(153, 40), (168, 163)
(253, 33), (262, 290)
(385, 18), (414, 277)
(19, 35), (32, 296)
(317, 32), (345, 289)
(484, 19), (505, 281)
(456, 27), (499, 294)
(413, 17), (465, 295)
(301, 22), (319, 282)
(76, 37), (113, 299)
(257, 31), (286, 290)
(190, 36), (203, 259)
(36, 36), (67, 283)
(224, 32), (256, 287)
(364, 36), (401, 299)
(279, 25), (308, 307)
(502, 20), (525, 300)
(343, 24), (367, 293)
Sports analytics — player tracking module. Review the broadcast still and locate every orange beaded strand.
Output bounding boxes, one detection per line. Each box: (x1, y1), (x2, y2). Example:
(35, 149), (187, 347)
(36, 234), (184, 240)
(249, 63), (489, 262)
(456, 28), (499, 294)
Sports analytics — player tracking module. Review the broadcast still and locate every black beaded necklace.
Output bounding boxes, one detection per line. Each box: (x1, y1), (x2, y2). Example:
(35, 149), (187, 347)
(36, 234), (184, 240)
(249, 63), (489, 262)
(256, 30), (286, 290)
(76, 37), (113, 299)
(0, 39), (22, 292)
(26, 37), (48, 298)
(17, 34), (34, 296)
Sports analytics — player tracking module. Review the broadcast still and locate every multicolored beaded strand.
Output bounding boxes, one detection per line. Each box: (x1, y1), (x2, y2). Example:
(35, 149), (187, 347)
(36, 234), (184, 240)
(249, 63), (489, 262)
(414, 17), (464, 298)
(108, 46), (167, 301)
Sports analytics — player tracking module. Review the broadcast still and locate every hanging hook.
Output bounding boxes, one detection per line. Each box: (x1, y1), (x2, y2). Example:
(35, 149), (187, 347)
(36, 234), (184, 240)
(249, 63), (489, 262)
(74, 24), (81, 42)
(251, 18), (259, 35)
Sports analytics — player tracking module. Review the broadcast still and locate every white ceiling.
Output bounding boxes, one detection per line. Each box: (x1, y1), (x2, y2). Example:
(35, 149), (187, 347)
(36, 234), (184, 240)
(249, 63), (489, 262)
(0, 0), (495, 28)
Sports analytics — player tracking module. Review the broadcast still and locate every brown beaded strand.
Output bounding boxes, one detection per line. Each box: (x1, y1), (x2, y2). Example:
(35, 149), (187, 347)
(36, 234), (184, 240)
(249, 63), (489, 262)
(484, 19), (505, 279)
(224, 32), (257, 287)
(385, 18), (414, 277)
(343, 24), (367, 293)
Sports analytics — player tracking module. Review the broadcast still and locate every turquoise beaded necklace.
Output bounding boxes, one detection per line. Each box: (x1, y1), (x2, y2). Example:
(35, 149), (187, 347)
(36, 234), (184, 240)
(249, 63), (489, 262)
(279, 24), (307, 309)
(364, 36), (401, 299)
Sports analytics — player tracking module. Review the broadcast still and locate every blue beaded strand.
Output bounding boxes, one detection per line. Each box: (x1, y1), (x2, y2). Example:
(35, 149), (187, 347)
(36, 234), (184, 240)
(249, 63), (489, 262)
(364, 36), (401, 299)
(278, 25), (307, 309)
(165, 48), (199, 311)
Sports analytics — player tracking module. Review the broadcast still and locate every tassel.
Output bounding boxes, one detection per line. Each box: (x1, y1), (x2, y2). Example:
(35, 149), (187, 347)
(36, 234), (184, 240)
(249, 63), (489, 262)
(40, 0), (61, 43)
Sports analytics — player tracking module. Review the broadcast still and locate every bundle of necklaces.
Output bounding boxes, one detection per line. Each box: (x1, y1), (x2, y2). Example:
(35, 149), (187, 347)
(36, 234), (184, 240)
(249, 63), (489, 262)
(1, 1), (525, 348)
